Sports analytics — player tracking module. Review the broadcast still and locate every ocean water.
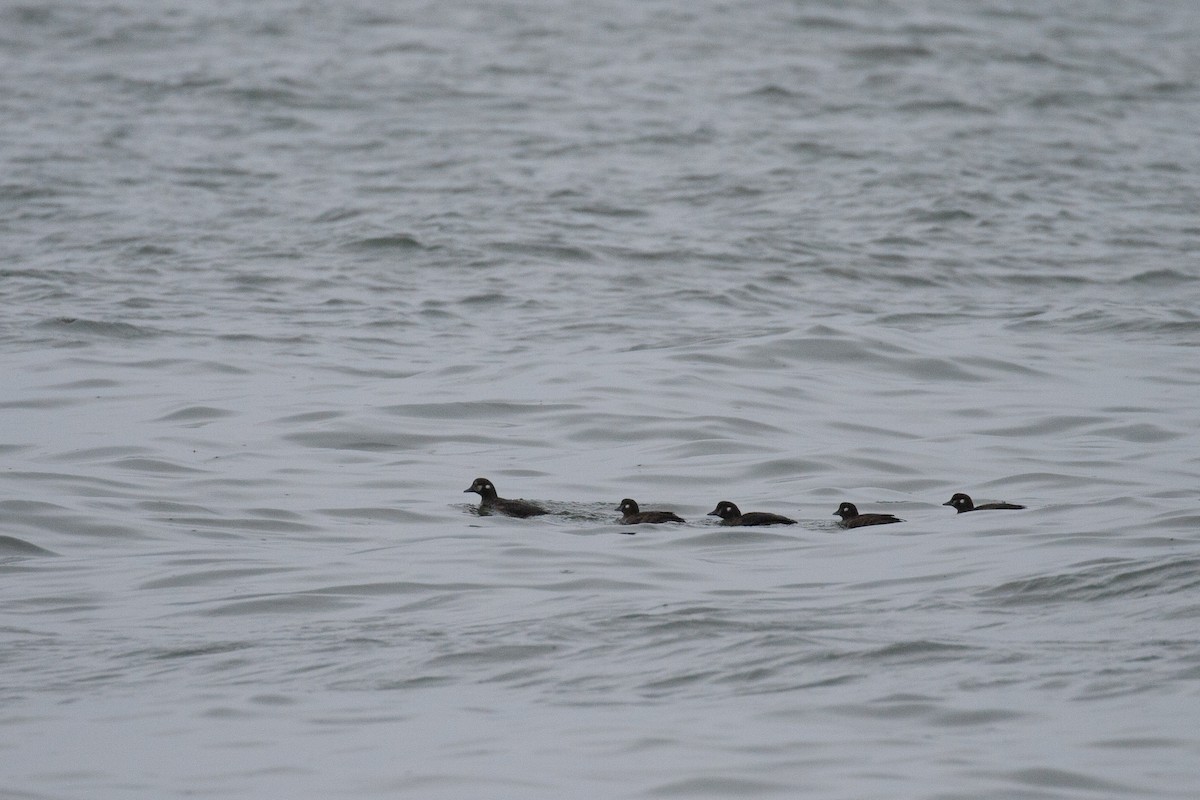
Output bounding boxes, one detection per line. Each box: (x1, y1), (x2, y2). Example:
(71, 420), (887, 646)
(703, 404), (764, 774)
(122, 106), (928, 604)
(3, 1), (1200, 797)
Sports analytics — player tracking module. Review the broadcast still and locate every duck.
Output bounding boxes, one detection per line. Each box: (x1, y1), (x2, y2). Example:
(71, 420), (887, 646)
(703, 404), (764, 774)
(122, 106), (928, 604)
(943, 492), (1025, 513)
(464, 477), (547, 518)
(617, 498), (685, 525)
(707, 501), (797, 527)
(833, 501), (903, 528)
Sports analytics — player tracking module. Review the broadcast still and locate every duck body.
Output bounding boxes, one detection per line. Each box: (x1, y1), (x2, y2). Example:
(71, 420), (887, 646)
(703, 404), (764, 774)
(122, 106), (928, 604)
(617, 499), (685, 524)
(464, 477), (548, 518)
(707, 501), (797, 527)
(834, 501), (903, 528)
(943, 493), (1025, 513)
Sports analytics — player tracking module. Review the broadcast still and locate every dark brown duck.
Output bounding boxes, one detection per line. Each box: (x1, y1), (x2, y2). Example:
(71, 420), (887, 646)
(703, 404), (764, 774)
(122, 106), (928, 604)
(617, 498), (685, 525)
(464, 477), (548, 518)
(943, 493), (1025, 513)
(707, 501), (797, 527)
(833, 501), (903, 528)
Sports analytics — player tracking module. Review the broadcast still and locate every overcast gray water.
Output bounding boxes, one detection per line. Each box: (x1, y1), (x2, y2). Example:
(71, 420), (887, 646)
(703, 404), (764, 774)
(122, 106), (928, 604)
(3, 1), (1200, 797)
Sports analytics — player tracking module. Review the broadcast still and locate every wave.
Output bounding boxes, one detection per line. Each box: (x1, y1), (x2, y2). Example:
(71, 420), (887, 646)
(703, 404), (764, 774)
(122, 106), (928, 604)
(980, 557), (1200, 606)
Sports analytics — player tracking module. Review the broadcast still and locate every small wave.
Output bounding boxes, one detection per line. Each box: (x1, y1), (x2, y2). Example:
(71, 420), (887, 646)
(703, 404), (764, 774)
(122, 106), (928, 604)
(460, 291), (512, 307)
(897, 99), (991, 115)
(48, 446), (145, 463)
(932, 708), (1025, 727)
(741, 84), (801, 100)
(165, 514), (321, 536)
(112, 457), (206, 475)
(311, 206), (368, 224)
(345, 233), (425, 250)
(426, 644), (559, 668)
(993, 767), (1138, 793)
(571, 203), (648, 218)
(155, 405), (235, 423)
(845, 44), (933, 62)
(0, 535), (57, 557)
(383, 400), (580, 420)
(1117, 268), (1196, 286)
(205, 592), (360, 616)
(865, 640), (977, 662)
(0, 396), (79, 410)
(980, 557), (1200, 607)
(1089, 422), (1179, 443)
(740, 457), (837, 480)
(223, 84), (308, 107)
(287, 429), (537, 451)
(272, 410), (343, 425)
(36, 317), (154, 339)
(976, 415), (1106, 437)
(1027, 89), (1104, 109)
(140, 641), (255, 660)
(648, 776), (789, 796)
(912, 207), (976, 223)
(0, 182), (61, 201)
(316, 507), (418, 523)
(490, 241), (597, 262)
(1, 500), (142, 539)
(794, 14), (863, 32)
(140, 567), (297, 591)
(44, 378), (120, 390)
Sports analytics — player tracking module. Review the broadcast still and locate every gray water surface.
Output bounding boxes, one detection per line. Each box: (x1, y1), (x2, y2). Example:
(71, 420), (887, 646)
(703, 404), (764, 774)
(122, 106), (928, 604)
(3, 1), (1200, 797)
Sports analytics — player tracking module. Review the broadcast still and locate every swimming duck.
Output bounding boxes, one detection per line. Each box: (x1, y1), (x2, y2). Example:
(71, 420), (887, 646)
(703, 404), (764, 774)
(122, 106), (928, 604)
(617, 498), (685, 524)
(833, 501), (903, 528)
(943, 492), (1025, 513)
(464, 477), (548, 518)
(707, 501), (797, 527)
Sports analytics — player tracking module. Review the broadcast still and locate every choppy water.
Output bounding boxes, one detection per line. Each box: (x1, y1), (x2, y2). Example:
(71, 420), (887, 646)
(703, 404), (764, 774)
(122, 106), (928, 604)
(3, 1), (1200, 797)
